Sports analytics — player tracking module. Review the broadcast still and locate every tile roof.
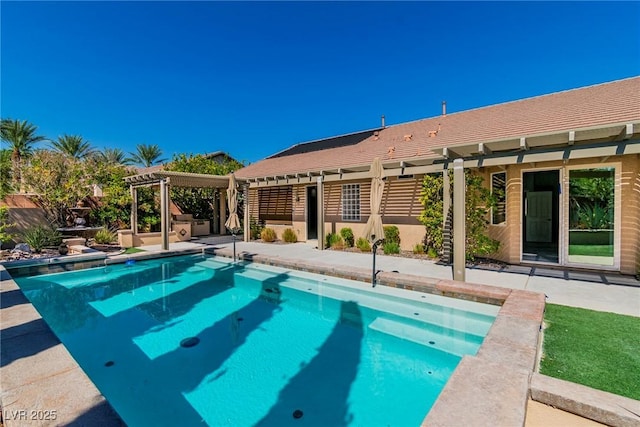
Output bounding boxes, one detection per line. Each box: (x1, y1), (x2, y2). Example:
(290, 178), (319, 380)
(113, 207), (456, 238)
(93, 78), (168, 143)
(235, 76), (640, 179)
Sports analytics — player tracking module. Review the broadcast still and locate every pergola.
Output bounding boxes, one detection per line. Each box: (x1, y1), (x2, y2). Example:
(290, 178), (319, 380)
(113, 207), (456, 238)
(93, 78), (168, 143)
(123, 170), (248, 250)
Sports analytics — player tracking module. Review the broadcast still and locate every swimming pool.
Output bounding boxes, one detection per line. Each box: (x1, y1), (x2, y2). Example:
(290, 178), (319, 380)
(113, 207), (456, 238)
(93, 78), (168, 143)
(14, 254), (499, 426)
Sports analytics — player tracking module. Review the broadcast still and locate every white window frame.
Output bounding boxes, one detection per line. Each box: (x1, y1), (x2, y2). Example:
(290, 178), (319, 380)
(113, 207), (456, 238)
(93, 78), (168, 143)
(341, 184), (361, 221)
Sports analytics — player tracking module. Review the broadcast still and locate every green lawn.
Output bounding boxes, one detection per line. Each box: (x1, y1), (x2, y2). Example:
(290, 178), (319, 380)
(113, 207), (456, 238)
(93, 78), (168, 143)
(540, 304), (640, 400)
(123, 247), (145, 254)
(568, 244), (613, 257)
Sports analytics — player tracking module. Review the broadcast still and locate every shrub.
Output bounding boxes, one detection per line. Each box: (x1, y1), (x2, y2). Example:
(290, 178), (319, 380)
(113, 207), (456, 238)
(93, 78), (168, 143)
(282, 228), (297, 243)
(94, 228), (117, 244)
(427, 247), (439, 258)
(383, 241), (401, 254)
(419, 170), (500, 260)
(21, 225), (62, 253)
(413, 243), (425, 254)
(0, 206), (15, 245)
(384, 225), (401, 245)
(250, 217), (264, 240)
(339, 228), (354, 247)
(356, 237), (371, 252)
(260, 227), (277, 242)
(328, 233), (345, 249)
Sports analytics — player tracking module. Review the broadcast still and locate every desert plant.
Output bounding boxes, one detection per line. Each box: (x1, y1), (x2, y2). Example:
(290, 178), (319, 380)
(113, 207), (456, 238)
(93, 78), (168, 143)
(383, 241), (401, 255)
(576, 203), (612, 230)
(260, 227), (277, 242)
(356, 237), (371, 252)
(282, 228), (297, 243)
(94, 228), (117, 244)
(413, 243), (425, 254)
(427, 247), (439, 258)
(21, 225), (62, 253)
(383, 225), (401, 246)
(339, 227), (354, 247)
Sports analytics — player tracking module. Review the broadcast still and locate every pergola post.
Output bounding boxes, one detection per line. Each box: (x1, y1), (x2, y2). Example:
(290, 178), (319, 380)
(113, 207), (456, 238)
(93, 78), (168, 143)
(317, 176), (325, 250)
(219, 189), (227, 235)
(453, 158), (465, 281)
(160, 179), (169, 250)
(130, 186), (138, 233)
(243, 184), (250, 242)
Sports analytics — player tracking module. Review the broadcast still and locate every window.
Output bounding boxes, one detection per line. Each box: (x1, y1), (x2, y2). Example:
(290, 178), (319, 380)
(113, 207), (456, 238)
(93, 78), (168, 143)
(491, 172), (506, 225)
(258, 186), (293, 221)
(342, 184), (360, 221)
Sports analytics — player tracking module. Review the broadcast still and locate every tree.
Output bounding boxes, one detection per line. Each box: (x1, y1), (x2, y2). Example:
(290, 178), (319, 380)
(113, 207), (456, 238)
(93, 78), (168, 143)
(50, 134), (95, 159)
(20, 150), (91, 225)
(0, 149), (13, 198)
(0, 118), (46, 192)
(165, 153), (244, 221)
(96, 147), (131, 166)
(418, 170), (499, 260)
(127, 143), (166, 167)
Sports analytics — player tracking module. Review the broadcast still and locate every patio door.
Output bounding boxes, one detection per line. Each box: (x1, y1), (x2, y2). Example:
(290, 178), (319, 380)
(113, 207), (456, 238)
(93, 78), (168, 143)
(306, 186), (318, 240)
(522, 170), (560, 263)
(566, 167), (616, 267)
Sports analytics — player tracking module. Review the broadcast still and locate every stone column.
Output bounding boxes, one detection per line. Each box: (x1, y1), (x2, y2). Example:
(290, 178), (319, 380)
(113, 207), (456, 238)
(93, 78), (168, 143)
(130, 186), (138, 233)
(219, 189), (227, 235)
(317, 176), (325, 250)
(160, 179), (169, 250)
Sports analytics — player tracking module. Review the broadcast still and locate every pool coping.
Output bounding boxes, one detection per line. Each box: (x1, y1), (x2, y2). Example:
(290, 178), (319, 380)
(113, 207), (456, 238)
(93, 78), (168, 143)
(1, 248), (638, 426)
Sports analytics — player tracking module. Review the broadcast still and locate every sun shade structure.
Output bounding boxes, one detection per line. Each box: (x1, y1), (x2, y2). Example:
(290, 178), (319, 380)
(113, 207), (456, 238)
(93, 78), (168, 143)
(362, 157), (385, 243)
(123, 171), (244, 250)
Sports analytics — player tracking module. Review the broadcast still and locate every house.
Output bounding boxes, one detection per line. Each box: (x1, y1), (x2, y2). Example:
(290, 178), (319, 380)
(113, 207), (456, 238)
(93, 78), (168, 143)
(235, 77), (640, 275)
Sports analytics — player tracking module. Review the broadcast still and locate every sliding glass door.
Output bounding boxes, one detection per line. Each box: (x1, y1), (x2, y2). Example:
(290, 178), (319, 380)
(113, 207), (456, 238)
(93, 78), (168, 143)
(567, 167), (616, 267)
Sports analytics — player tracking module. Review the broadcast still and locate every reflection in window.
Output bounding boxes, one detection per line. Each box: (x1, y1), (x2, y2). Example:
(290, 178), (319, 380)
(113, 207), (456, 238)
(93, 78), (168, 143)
(491, 172), (506, 225)
(568, 168), (614, 266)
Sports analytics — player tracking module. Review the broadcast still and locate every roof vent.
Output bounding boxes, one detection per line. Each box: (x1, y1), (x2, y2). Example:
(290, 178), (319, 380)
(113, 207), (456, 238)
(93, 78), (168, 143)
(442, 101), (447, 116)
(381, 115), (386, 128)
(404, 134), (412, 141)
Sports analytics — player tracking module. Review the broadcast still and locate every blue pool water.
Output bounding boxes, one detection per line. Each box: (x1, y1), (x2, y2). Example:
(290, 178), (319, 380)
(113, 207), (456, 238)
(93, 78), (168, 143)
(15, 255), (498, 426)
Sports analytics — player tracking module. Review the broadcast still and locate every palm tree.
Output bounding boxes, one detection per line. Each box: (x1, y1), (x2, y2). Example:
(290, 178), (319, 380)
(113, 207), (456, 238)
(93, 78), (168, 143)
(96, 147), (130, 165)
(127, 143), (166, 167)
(0, 118), (46, 192)
(50, 134), (95, 159)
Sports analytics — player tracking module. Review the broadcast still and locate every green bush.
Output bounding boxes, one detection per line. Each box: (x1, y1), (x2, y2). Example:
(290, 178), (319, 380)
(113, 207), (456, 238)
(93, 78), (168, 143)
(427, 247), (439, 258)
(328, 233), (345, 249)
(325, 232), (334, 249)
(21, 225), (62, 253)
(339, 228), (354, 247)
(356, 237), (371, 252)
(282, 228), (297, 243)
(260, 227), (277, 242)
(94, 228), (117, 244)
(383, 241), (401, 254)
(0, 206), (15, 245)
(384, 225), (401, 245)
(250, 217), (264, 240)
(413, 243), (425, 254)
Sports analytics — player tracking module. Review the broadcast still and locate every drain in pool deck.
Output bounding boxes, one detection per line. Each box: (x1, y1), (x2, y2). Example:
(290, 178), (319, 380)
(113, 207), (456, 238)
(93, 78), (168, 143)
(180, 337), (200, 348)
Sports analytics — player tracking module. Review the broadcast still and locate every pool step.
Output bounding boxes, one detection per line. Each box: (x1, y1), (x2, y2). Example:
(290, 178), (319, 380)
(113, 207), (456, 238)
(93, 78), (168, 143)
(368, 317), (482, 357)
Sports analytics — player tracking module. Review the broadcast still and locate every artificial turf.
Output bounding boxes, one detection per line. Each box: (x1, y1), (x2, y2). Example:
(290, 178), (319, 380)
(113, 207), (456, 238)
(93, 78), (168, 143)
(123, 247), (145, 254)
(540, 304), (640, 400)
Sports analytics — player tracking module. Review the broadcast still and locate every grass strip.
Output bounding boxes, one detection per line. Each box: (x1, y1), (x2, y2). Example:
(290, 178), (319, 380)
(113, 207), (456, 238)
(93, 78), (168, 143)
(540, 304), (640, 400)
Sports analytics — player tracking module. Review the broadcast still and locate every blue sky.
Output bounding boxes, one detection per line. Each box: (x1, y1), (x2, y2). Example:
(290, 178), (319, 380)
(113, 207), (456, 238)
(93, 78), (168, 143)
(2, 1), (639, 165)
